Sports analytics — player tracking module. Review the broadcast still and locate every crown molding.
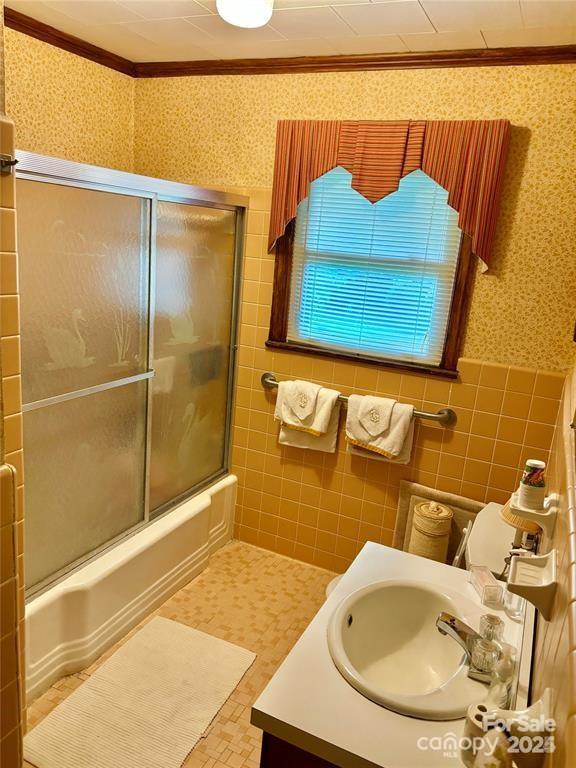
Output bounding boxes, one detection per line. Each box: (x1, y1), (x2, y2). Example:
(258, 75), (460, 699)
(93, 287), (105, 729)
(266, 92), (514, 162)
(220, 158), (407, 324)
(134, 45), (576, 77)
(4, 8), (136, 76)
(5, 8), (576, 79)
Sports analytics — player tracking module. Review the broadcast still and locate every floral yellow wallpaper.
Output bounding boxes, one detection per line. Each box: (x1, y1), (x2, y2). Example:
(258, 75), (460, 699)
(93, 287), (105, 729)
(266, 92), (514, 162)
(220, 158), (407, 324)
(4, 29), (134, 171)
(133, 65), (576, 373)
(3, 24), (575, 372)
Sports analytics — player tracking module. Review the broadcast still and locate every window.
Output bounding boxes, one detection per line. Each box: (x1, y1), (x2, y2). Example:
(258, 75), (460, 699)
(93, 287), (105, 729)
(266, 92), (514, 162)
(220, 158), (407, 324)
(268, 167), (474, 375)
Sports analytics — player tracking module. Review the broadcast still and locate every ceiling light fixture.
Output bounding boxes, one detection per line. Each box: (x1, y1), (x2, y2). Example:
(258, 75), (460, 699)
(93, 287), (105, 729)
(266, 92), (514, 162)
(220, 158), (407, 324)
(216, 0), (274, 29)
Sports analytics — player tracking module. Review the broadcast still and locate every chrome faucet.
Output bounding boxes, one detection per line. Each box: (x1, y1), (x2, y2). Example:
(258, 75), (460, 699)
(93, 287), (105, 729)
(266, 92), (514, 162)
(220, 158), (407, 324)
(436, 611), (482, 660)
(436, 612), (498, 683)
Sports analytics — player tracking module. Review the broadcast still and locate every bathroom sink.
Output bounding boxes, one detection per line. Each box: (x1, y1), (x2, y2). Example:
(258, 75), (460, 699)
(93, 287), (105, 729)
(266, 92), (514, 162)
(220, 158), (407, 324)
(327, 580), (487, 720)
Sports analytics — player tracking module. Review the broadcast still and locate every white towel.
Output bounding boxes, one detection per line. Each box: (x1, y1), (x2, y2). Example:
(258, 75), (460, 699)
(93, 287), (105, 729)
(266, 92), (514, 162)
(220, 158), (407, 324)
(347, 420), (415, 464)
(357, 396), (394, 436)
(279, 402), (341, 453)
(346, 394), (414, 459)
(274, 380), (340, 436)
(283, 380), (320, 421)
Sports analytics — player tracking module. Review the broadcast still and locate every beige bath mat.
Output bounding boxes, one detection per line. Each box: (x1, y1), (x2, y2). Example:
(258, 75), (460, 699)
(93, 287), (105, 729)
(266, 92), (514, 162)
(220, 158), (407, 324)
(24, 617), (256, 768)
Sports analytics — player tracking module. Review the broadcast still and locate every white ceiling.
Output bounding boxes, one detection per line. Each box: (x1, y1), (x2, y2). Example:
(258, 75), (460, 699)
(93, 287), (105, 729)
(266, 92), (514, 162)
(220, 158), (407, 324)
(6, 0), (576, 62)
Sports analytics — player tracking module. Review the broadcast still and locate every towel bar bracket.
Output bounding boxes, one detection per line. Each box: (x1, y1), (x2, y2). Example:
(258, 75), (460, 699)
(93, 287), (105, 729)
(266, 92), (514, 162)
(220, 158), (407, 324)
(260, 372), (457, 428)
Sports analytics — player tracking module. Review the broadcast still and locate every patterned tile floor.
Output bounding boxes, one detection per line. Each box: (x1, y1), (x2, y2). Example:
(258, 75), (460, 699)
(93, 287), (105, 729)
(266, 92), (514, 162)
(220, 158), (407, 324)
(24, 541), (335, 768)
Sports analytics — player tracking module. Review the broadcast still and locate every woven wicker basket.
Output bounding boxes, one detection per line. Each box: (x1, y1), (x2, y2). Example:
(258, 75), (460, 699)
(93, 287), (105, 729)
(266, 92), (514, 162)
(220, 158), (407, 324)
(408, 501), (454, 563)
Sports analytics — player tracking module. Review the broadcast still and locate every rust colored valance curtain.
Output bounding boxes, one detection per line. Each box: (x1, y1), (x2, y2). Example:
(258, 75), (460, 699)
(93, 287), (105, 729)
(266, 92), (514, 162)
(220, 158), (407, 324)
(267, 119), (510, 267)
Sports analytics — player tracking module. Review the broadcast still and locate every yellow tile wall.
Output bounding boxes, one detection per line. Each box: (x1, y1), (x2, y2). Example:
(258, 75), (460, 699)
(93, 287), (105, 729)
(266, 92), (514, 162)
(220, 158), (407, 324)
(0, 112), (25, 766)
(531, 365), (576, 768)
(230, 187), (565, 573)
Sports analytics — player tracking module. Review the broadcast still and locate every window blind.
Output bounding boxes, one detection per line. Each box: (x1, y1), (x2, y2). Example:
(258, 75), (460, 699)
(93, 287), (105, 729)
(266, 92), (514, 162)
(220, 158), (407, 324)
(287, 167), (462, 366)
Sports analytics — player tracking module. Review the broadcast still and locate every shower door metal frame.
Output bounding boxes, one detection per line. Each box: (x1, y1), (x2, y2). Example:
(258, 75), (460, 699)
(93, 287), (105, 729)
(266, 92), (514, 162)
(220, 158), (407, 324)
(16, 151), (247, 596)
(148, 192), (247, 521)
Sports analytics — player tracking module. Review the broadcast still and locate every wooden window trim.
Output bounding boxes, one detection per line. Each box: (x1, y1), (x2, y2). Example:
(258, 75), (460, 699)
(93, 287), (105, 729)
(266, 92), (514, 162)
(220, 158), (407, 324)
(266, 224), (475, 381)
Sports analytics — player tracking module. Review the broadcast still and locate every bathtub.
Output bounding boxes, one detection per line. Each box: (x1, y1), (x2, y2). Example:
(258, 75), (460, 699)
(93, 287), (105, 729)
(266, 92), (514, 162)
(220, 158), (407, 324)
(25, 474), (236, 701)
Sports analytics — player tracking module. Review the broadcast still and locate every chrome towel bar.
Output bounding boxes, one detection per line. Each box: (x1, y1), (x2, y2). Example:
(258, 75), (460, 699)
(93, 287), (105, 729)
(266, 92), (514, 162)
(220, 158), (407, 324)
(260, 371), (457, 427)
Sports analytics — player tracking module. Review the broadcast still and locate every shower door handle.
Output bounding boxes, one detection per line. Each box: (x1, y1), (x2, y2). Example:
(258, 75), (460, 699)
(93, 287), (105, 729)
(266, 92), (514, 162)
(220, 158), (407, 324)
(23, 370), (157, 413)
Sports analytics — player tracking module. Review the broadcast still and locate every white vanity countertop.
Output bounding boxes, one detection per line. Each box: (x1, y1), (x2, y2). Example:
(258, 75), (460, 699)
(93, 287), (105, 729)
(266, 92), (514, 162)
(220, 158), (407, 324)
(251, 542), (535, 768)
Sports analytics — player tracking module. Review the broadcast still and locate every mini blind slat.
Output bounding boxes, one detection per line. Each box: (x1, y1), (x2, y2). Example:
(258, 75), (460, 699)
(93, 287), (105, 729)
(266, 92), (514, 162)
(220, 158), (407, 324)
(288, 167), (462, 365)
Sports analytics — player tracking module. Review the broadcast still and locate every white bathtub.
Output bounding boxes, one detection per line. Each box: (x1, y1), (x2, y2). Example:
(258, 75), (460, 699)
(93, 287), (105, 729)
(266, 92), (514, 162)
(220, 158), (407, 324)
(25, 474), (236, 701)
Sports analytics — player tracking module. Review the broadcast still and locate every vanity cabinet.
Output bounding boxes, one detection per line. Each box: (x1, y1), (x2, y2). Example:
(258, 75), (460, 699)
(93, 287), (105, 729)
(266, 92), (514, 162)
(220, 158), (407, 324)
(252, 543), (534, 768)
(260, 733), (340, 768)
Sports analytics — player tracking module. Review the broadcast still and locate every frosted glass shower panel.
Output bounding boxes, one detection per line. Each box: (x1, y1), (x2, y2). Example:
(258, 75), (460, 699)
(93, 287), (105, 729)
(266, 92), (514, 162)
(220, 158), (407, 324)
(17, 180), (150, 404)
(24, 382), (148, 590)
(16, 151), (245, 594)
(150, 202), (237, 512)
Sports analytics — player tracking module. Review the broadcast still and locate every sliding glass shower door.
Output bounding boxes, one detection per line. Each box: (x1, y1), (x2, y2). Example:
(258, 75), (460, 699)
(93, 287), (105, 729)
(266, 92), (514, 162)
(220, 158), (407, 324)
(16, 154), (245, 594)
(18, 180), (151, 590)
(150, 202), (237, 514)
